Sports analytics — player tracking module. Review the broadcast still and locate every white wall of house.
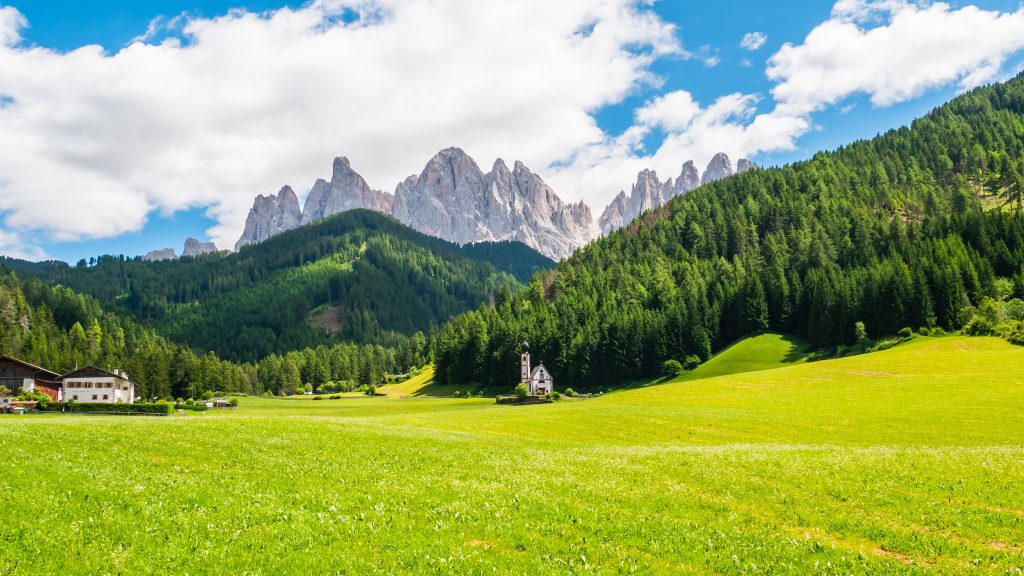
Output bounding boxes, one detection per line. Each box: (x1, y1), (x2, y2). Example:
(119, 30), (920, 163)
(63, 376), (134, 404)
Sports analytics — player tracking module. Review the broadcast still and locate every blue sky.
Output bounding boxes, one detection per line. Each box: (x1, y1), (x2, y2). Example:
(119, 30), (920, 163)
(3, 0), (1024, 263)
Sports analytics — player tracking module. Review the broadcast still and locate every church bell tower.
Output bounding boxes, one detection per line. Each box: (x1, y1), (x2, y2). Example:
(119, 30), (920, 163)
(520, 341), (531, 384)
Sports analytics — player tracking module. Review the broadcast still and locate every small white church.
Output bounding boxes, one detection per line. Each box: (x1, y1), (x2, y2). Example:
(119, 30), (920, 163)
(519, 341), (553, 395)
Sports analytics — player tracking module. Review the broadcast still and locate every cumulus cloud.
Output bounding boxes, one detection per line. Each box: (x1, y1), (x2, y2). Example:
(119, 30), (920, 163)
(0, 229), (46, 260)
(740, 31), (766, 51)
(0, 5), (25, 46)
(0, 0), (679, 253)
(549, 1), (1024, 209)
(1, 0), (1024, 256)
(768, 1), (1024, 115)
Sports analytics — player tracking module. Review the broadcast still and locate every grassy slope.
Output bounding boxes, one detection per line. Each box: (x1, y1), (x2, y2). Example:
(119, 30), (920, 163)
(2, 336), (1023, 574)
(678, 333), (813, 381)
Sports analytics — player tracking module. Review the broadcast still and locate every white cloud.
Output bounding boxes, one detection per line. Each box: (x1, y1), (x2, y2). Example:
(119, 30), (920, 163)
(0, 5), (25, 46)
(768, 1), (1024, 115)
(1, 0), (1024, 255)
(740, 31), (766, 51)
(550, 1), (1024, 210)
(0, 228), (47, 260)
(0, 1), (680, 253)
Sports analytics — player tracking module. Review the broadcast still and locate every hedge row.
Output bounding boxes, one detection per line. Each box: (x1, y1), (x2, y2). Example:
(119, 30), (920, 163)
(43, 402), (174, 415)
(174, 404), (209, 412)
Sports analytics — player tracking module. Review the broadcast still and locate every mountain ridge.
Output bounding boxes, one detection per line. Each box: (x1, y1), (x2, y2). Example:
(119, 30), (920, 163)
(234, 147), (751, 259)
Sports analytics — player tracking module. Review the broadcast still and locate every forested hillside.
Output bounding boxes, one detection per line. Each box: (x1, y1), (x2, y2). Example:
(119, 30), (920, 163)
(17, 210), (552, 362)
(0, 269), (252, 398)
(434, 73), (1024, 390)
(0, 268), (429, 399)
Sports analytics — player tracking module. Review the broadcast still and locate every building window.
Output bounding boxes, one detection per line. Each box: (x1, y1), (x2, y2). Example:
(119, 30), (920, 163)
(73, 395), (78, 400)
(102, 394), (108, 400)
(92, 394), (97, 400)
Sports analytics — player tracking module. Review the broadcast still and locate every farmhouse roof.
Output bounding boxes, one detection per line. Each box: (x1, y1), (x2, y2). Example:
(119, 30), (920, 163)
(0, 354), (60, 380)
(61, 365), (134, 383)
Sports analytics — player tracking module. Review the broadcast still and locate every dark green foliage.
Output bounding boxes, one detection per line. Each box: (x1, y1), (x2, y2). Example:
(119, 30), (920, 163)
(660, 359), (684, 377)
(434, 72), (1024, 391)
(460, 241), (556, 282)
(514, 383), (529, 400)
(48, 402), (174, 415)
(0, 268), (427, 401)
(23, 211), (549, 361)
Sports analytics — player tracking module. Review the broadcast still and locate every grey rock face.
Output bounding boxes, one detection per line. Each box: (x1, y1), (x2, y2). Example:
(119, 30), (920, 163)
(235, 148), (597, 260)
(737, 158), (757, 173)
(701, 153), (734, 185)
(143, 248), (177, 262)
(597, 190), (629, 234)
(598, 169), (667, 234)
(234, 185), (303, 251)
(673, 160), (700, 195)
(301, 157), (394, 225)
(393, 148), (597, 260)
(182, 237), (218, 258)
(599, 154), (749, 234)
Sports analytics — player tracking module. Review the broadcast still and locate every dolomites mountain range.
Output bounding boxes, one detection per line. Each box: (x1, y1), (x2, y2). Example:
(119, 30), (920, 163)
(233, 147), (755, 260)
(143, 237), (220, 262)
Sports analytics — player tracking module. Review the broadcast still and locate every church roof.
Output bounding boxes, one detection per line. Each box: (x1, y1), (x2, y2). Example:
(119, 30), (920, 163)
(530, 363), (549, 378)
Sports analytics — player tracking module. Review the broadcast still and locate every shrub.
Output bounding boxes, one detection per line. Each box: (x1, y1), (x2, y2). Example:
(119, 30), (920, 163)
(564, 388), (576, 397)
(200, 391), (215, 400)
(329, 395), (342, 400)
(514, 383), (529, 401)
(313, 396), (324, 401)
(897, 327), (914, 339)
(364, 384), (377, 396)
(59, 402), (174, 415)
(453, 390), (461, 398)
(660, 359), (684, 377)
(682, 354), (701, 371)
(547, 391), (561, 401)
(174, 403), (208, 412)
(228, 397), (239, 407)
(854, 321), (869, 346)
(16, 388), (53, 408)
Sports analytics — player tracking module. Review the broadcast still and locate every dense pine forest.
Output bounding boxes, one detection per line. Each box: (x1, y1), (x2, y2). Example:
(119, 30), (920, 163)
(0, 269), (429, 399)
(433, 73), (1024, 390)
(10, 211), (552, 362)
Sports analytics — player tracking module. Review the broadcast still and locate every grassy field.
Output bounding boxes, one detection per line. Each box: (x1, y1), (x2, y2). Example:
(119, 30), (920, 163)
(677, 333), (812, 381)
(1, 335), (1023, 574)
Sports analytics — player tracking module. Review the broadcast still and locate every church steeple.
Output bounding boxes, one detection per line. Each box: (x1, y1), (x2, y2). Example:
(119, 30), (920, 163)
(520, 341), (530, 384)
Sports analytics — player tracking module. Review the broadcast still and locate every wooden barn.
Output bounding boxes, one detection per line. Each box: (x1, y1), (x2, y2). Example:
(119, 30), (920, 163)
(0, 355), (63, 401)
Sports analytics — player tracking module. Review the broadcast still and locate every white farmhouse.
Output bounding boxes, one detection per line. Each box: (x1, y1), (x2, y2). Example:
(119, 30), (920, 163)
(519, 341), (553, 396)
(62, 366), (135, 404)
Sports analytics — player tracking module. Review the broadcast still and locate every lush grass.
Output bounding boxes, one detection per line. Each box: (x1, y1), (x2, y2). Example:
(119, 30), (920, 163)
(377, 366), (450, 397)
(678, 332), (813, 381)
(2, 336), (1023, 574)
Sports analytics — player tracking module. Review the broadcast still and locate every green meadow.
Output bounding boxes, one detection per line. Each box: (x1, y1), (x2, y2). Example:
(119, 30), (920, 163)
(1, 335), (1023, 574)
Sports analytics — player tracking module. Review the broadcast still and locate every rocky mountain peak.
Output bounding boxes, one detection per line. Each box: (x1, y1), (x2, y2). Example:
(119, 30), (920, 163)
(702, 153), (734, 185)
(674, 160), (700, 194)
(599, 153), (752, 234)
(737, 158), (757, 173)
(143, 248), (177, 262)
(303, 157), (393, 226)
(182, 237), (218, 258)
(235, 147), (598, 260)
(234, 186), (303, 251)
